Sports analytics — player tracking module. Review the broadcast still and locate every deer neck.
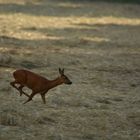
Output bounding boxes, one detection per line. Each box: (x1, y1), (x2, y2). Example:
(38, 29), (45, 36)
(48, 77), (63, 89)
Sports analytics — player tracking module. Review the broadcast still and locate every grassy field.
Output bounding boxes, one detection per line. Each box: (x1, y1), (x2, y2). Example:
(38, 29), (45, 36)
(0, 0), (140, 140)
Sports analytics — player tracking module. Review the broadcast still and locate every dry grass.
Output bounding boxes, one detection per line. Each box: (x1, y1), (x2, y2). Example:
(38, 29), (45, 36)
(0, 0), (140, 140)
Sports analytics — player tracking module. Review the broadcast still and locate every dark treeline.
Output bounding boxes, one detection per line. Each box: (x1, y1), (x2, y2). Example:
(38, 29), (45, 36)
(66, 0), (140, 4)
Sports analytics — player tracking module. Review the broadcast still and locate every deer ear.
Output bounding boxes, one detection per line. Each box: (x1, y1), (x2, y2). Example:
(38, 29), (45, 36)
(62, 68), (64, 74)
(59, 68), (61, 74)
(59, 68), (64, 75)
(59, 68), (63, 75)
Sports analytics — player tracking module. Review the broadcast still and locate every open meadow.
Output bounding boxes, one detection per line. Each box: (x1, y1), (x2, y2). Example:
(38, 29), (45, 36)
(0, 0), (140, 140)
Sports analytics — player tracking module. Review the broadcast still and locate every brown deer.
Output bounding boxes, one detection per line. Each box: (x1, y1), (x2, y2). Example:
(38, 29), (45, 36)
(10, 68), (72, 104)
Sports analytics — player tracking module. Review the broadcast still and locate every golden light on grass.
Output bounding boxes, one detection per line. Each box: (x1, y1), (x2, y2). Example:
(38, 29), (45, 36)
(83, 37), (110, 43)
(1, 14), (140, 30)
(0, 47), (10, 52)
(71, 16), (140, 26)
(58, 3), (83, 8)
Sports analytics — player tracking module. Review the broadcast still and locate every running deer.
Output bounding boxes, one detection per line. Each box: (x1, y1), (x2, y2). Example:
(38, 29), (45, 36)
(10, 68), (72, 104)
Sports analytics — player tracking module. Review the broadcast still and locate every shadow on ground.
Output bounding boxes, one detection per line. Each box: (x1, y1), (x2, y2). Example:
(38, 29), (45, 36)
(0, 0), (140, 18)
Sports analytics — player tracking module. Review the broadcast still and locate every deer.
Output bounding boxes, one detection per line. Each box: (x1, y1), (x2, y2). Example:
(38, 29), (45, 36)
(10, 68), (72, 104)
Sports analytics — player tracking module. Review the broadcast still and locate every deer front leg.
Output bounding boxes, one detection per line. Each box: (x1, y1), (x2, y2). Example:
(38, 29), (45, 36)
(18, 85), (24, 96)
(40, 90), (48, 104)
(18, 86), (31, 98)
(41, 94), (46, 104)
(40, 91), (48, 104)
(23, 91), (36, 104)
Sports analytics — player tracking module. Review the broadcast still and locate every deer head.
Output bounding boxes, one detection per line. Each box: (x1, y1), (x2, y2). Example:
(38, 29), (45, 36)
(59, 68), (72, 85)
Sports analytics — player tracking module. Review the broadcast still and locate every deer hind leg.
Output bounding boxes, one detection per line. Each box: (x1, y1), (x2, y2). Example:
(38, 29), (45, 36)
(23, 91), (36, 104)
(10, 81), (19, 91)
(10, 81), (30, 98)
(10, 81), (23, 94)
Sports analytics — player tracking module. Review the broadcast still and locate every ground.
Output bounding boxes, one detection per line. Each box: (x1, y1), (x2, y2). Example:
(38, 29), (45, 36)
(0, 0), (140, 140)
